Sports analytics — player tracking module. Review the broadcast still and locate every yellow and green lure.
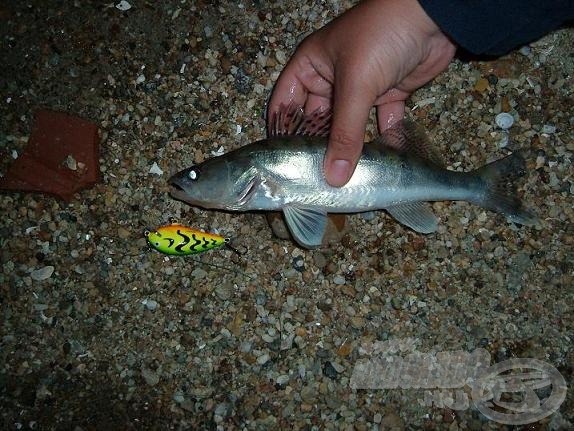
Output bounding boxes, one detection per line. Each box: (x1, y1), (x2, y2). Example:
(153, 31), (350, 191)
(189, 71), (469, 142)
(145, 223), (229, 256)
(144, 221), (251, 279)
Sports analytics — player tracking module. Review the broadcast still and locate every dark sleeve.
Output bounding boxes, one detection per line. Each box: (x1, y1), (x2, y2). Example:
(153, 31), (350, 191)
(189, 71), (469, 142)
(418, 0), (574, 56)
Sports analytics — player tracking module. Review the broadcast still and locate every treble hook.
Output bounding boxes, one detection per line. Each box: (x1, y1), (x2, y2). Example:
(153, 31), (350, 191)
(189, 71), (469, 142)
(224, 238), (248, 256)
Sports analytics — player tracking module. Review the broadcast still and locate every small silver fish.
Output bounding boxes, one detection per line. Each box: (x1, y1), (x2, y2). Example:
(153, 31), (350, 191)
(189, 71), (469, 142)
(170, 106), (536, 248)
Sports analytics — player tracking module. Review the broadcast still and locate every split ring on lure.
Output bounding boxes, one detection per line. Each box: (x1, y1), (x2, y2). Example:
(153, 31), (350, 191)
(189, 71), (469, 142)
(144, 222), (246, 256)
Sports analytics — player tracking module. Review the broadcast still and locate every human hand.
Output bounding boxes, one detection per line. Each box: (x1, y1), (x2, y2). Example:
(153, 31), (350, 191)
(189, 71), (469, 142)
(268, 0), (457, 186)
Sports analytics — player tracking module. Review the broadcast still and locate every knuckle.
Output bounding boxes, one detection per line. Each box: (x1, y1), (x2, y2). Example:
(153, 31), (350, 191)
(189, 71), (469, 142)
(329, 128), (359, 153)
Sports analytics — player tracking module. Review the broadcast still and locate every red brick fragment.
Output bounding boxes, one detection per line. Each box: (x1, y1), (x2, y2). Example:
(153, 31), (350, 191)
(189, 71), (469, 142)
(0, 110), (100, 201)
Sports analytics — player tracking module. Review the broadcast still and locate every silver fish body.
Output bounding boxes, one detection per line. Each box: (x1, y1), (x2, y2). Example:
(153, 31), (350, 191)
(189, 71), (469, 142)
(170, 124), (535, 248)
(185, 135), (477, 211)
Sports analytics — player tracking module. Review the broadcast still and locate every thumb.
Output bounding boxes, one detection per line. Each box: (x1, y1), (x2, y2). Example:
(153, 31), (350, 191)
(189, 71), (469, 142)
(324, 83), (372, 187)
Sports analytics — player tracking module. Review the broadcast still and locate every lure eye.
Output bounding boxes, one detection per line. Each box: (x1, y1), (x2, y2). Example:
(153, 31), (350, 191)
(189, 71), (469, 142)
(188, 169), (199, 180)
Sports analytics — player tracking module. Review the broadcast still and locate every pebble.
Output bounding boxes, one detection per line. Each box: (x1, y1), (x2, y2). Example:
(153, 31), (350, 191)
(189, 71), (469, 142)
(256, 353), (270, 365)
(313, 252), (327, 268)
(276, 374), (289, 386)
(141, 368), (160, 386)
(214, 283), (233, 300)
(300, 386), (316, 404)
(322, 361), (339, 380)
(31, 266), (54, 281)
(143, 298), (158, 311)
(333, 275), (345, 285)
(541, 124), (556, 134)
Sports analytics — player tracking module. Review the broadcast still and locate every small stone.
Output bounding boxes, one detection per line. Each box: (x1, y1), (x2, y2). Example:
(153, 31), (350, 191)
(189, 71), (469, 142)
(141, 368), (160, 386)
(313, 252), (327, 268)
(31, 266), (54, 281)
(276, 374), (289, 386)
(148, 162), (163, 176)
(256, 353), (270, 365)
(323, 361), (339, 380)
(541, 124), (556, 134)
(330, 361), (345, 373)
(336, 340), (352, 357)
(333, 275), (345, 285)
(381, 412), (405, 430)
(143, 299), (158, 311)
(275, 49), (287, 64)
(117, 227), (130, 239)
(473, 77), (490, 93)
(350, 316), (365, 329)
(292, 256), (305, 272)
(215, 282), (233, 300)
(300, 385), (316, 404)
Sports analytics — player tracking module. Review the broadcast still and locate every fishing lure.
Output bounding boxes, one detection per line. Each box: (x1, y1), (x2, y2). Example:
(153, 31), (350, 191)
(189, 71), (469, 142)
(145, 222), (229, 256)
(144, 221), (251, 278)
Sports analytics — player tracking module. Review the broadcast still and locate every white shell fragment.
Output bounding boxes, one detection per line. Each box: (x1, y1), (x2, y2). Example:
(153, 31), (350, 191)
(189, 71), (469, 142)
(541, 124), (556, 134)
(148, 162), (163, 176)
(211, 146), (225, 156)
(31, 266), (55, 281)
(495, 112), (514, 130)
(64, 154), (78, 171)
(115, 1), (132, 11)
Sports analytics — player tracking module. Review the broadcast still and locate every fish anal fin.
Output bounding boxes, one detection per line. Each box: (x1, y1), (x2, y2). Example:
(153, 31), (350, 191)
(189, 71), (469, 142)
(374, 119), (444, 167)
(268, 103), (332, 138)
(386, 202), (438, 234)
(283, 205), (328, 249)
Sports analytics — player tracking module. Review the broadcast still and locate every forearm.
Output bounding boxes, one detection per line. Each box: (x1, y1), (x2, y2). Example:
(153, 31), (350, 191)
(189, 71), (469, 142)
(418, 0), (574, 55)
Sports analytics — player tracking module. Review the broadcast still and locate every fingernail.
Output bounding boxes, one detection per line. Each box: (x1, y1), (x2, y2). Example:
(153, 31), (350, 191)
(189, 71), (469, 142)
(327, 159), (351, 187)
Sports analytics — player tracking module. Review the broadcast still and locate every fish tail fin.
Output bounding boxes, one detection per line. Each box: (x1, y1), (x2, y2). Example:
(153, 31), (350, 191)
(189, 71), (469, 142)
(473, 152), (538, 226)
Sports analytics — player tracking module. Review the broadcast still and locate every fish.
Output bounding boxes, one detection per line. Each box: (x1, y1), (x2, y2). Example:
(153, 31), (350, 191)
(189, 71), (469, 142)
(169, 105), (536, 249)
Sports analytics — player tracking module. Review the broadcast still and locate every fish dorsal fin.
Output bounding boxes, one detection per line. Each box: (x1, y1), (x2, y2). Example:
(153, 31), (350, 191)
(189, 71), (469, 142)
(386, 202), (438, 233)
(375, 119), (444, 167)
(268, 103), (332, 138)
(282, 204), (328, 249)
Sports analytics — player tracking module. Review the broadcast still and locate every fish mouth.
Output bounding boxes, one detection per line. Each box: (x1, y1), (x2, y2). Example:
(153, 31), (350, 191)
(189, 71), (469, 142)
(169, 184), (188, 201)
(168, 178), (193, 203)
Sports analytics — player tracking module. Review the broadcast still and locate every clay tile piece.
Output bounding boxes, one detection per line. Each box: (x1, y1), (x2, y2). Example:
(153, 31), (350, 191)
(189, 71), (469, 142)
(0, 110), (100, 201)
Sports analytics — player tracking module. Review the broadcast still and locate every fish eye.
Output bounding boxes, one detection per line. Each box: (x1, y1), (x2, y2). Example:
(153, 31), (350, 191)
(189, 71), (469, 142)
(188, 169), (199, 180)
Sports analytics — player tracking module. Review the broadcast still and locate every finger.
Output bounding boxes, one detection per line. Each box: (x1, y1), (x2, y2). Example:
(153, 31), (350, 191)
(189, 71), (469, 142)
(267, 66), (308, 127)
(305, 93), (331, 115)
(376, 99), (406, 133)
(324, 79), (374, 187)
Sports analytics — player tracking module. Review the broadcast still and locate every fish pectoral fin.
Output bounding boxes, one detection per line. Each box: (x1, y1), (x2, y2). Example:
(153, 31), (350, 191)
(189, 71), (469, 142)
(386, 202), (438, 234)
(237, 169), (261, 206)
(283, 205), (328, 249)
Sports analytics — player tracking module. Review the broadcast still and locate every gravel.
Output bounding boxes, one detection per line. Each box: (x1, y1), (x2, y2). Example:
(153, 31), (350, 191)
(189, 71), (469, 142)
(1, 1), (573, 430)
